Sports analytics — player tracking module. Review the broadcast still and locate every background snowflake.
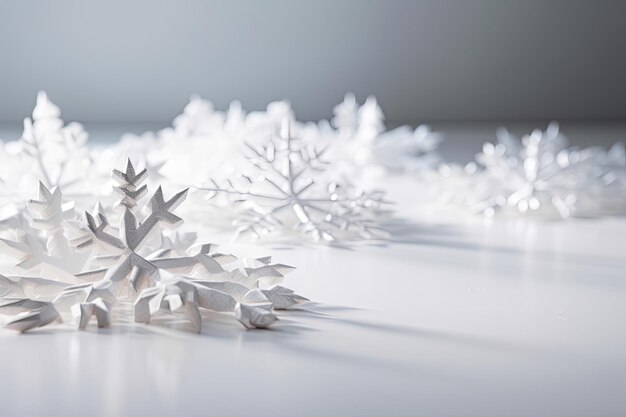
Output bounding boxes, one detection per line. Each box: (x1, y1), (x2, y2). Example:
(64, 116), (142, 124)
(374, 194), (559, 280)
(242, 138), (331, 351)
(438, 123), (626, 218)
(200, 120), (391, 242)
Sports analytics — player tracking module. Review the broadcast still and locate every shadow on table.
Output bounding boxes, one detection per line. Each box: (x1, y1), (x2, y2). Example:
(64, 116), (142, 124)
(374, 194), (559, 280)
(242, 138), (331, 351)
(257, 217), (461, 251)
(6, 298), (566, 387)
(76, 301), (545, 362)
(383, 217), (626, 281)
(289, 303), (546, 354)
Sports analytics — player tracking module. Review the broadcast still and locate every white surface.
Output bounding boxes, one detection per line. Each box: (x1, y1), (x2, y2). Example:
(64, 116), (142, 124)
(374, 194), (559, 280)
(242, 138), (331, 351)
(0, 175), (625, 417)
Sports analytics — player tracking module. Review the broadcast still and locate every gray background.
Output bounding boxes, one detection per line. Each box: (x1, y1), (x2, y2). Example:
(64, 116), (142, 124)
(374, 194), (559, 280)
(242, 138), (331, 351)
(0, 0), (624, 124)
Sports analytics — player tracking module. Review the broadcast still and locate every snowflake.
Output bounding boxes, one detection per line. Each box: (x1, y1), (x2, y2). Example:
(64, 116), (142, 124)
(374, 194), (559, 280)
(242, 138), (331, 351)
(321, 93), (443, 177)
(98, 93), (442, 196)
(374, 124), (443, 173)
(200, 119), (391, 242)
(0, 159), (307, 333)
(101, 95), (294, 188)
(0, 91), (105, 220)
(0, 182), (88, 279)
(440, 123), (626, 218)
(15, 92), (92, 190)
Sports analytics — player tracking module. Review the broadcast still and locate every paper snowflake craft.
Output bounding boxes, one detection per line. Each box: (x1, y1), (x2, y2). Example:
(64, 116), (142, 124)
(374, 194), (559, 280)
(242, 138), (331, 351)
(0, 91), (103, 219)
(101, 93), (442, 194)
(321, 93), (443, 175)
(328, 94), (385, 167)
(374, 124), (443, 172)
(102, 96), (295, 188)
(13, 91), (92, 189)
(441, 123), (626, 218)
(0, 159), (307, 333)
(200, 120), (391, 242)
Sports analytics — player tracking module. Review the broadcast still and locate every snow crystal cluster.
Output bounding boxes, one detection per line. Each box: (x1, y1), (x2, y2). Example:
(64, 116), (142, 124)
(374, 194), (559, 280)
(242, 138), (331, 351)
(0, 91), (624, 239)
(0, 92), (403, 242)
(105, 92), (443, 186)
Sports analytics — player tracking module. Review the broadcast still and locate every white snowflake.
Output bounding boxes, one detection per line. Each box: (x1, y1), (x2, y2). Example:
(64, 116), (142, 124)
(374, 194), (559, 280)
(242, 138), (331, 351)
(98, 93), (442, 195)
(16, 92), (92, 189)
(0, 160), (307, 333)
(0, 91), (106, 217)
(440, 123), (626, 218)
(200, 119), (391, 242)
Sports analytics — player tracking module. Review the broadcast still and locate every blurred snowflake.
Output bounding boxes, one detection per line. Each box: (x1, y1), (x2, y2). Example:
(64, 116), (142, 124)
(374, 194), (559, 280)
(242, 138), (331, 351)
(316, 93), (444, 179)
(439, 123), (626, 218)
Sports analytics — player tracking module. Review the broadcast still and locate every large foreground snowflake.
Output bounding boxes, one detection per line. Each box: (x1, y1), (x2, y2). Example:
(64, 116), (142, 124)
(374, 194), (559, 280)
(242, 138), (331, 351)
(0, 160), (307, 333)
(200, 120), (391, 242)
(438, 123), (626, 218)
